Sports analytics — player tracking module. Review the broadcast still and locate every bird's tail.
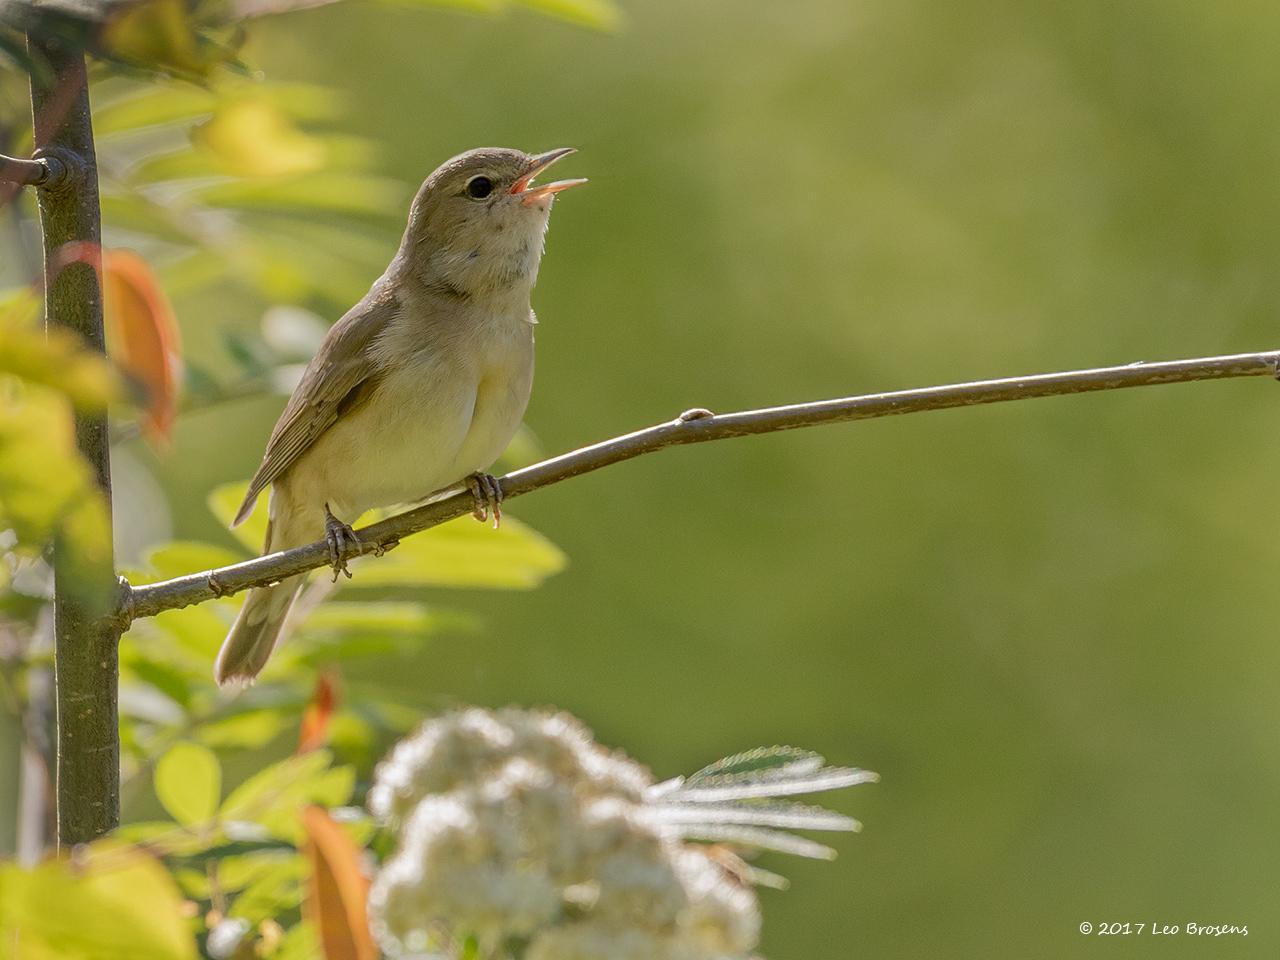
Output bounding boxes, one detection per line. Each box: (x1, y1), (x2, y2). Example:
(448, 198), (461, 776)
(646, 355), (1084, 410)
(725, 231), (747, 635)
(214, 495), (317, 686)
(213, 574), (303, 686)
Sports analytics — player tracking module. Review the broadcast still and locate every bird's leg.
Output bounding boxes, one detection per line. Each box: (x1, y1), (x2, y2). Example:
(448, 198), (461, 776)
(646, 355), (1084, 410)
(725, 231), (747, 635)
(465, 472), (503, 529)
(323, 503), (360, 582)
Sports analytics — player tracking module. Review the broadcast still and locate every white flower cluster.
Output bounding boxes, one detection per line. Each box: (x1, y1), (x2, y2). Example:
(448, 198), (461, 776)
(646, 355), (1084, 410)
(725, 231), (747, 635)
(368, 707), (762, 960)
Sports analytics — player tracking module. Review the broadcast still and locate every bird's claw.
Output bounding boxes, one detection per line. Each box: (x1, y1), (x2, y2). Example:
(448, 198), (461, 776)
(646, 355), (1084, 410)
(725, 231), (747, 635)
(466, 472), (503, 529)
(323, 503), (360, 582)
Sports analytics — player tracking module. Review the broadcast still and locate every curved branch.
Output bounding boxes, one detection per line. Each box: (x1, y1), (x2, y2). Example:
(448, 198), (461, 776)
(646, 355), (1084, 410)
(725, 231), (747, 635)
(123, 348), (1280, 623)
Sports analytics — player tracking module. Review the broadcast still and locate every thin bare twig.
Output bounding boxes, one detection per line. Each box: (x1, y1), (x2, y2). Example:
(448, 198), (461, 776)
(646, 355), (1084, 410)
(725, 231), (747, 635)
(0, 152), (53, 186)
(122, 349), (1280, 624)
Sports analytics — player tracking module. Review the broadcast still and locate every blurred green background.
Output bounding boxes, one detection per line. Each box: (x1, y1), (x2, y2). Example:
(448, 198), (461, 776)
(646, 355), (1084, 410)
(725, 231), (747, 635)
(97, 0), (1280, 955)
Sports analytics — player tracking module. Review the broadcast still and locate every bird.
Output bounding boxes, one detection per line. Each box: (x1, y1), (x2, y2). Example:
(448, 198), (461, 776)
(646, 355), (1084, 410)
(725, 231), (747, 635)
(213, 146), (586, 686)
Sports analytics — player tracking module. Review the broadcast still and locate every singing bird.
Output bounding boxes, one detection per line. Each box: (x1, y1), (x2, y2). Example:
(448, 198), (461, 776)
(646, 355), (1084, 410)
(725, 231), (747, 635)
(214, 147), (586, 686)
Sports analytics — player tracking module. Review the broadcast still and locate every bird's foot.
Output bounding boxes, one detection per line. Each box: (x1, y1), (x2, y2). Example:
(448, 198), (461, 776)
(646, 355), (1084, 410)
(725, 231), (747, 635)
(466, 472), (503, 529)
(323, 503), (360, 582)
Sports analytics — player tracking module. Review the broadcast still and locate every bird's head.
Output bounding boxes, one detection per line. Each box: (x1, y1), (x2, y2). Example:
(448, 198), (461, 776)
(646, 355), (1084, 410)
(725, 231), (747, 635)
(399, 147), (586, 298)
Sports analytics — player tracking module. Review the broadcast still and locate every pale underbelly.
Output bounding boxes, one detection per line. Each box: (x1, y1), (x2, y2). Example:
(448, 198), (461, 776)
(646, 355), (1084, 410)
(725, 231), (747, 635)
(280, 352), (532, 524)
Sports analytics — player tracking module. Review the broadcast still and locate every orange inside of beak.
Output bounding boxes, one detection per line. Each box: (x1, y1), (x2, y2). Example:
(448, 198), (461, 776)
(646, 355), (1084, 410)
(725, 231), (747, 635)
(511, 149), (587, 202)
(518, 178), (589, 203)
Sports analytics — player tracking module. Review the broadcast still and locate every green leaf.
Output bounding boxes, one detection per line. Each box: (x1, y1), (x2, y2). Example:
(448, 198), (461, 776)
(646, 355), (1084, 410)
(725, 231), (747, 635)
(302, 600), (457, 635)
(99, 193), (201, 247)
(274, 920), (321, 960)
(175, 850), (297, 898)
(150, 603), (234, 660)
(0, 294), (122, 408)
(0, 840), (197, 959)
(113, 821), (215, 857)
(155, 740), (222, 826)
(140, 540), (248, 582)
(0, 30), (38, 73)
(213, 468), (565, 593)
(0, 390), (114, 612)
(0, 286), (39, 326)
(197, 708), (293, 749)
(125, 147), (225, 184)
(374, 0), (622, 28)
(98, 82), (348, 137)
(236, 222), (395, 304)
(374, 0), (504, 13)
(193, 96), (327, 177)
(516, 0), (622, 30)
(195, 172), (406, 217)
(287, 602), (475, 667)
(326, 710), (376, 765)
(354, 515), (567, 589)
(172, 866), (209, 898)
(93, 85), (218, 137)
(228, 855), (307, 923)
(220, 750), (355, 842)
(97, 0), (242, 78)
(208, 481), (268, 551)
(210, 481), (565, 588)
(121, 654), (195, 708)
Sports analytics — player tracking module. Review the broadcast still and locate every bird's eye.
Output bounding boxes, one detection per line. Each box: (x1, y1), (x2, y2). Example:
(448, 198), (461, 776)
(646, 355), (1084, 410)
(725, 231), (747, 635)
(466, 175), (493, 199)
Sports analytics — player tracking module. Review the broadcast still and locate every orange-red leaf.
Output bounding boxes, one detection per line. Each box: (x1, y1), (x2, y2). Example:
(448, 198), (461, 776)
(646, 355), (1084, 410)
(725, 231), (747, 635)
(301, 806), (377, 960)
(298, 668), (341, 754)
(102, 248), (181, 446)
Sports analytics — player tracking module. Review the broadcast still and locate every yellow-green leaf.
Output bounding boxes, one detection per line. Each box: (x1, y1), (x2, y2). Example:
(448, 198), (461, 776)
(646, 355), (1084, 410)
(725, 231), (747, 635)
(220, 750), (355, 843)
(517, 0), (622, 30)
(303, 601), (464, 635)
(99, 194), (200, 247)
(355, 515), (566, 589)
(99, 0), (239, 77)
(208, 480), (566, 588)
(0, 841), (197, 959)
(0, 390), (114, 612)
(198, 709), (293, 750)
(155, 740), (221, 826)
(141, 540), (247, 582)
(150, 603), (234, 659)
(227, 856), (307, 923)
(194, 97), (327, 178)
(275, 918), (321, 960)
(93, 85), (218, 137)
(378, 0), (504, 13)
(0, 290), (121, 409)
(208, 481), (268, 551)
(196, 172), (406, 216)
(0, 286), (39, 325)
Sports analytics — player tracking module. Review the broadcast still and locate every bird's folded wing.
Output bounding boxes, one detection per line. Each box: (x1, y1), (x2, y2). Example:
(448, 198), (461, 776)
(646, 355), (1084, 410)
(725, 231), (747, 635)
(233, 291), (399, 527)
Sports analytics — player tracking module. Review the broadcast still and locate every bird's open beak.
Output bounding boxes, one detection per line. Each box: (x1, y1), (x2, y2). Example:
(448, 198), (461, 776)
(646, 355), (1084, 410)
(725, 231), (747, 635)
(512, 147), (587, 204)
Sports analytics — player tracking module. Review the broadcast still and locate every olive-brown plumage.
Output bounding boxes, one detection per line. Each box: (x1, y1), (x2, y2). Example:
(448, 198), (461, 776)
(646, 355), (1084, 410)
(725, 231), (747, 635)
(214, 147), (584, 685)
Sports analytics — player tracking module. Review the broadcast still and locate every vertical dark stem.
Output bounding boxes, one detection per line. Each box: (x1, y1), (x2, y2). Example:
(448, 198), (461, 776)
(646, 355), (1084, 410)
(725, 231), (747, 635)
(27, 37), (120, 845)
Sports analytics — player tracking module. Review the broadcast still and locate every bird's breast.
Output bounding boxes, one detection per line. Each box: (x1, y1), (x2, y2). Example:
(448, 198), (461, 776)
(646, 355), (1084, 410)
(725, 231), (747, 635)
(289, 305), (534, 520)
(448, 310), (536, 477)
